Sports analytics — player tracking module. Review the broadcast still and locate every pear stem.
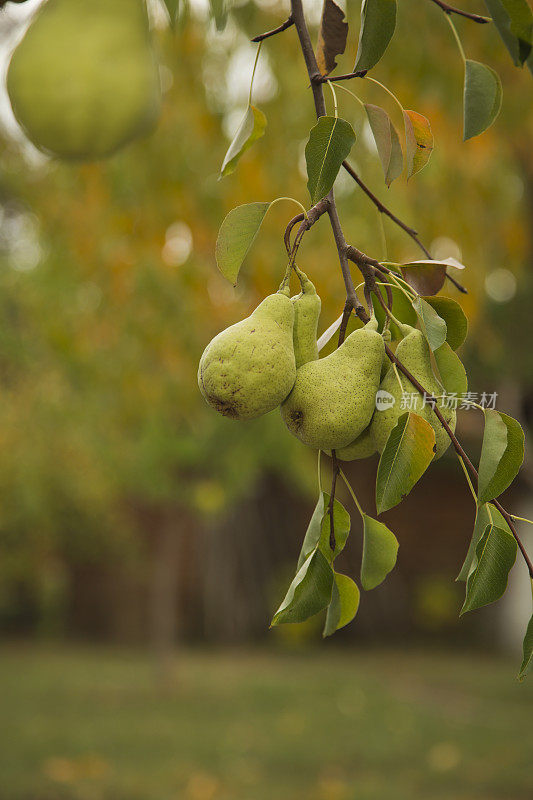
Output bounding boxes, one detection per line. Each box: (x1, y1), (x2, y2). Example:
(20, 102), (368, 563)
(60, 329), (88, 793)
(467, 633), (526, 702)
(328, 452), (340, 552)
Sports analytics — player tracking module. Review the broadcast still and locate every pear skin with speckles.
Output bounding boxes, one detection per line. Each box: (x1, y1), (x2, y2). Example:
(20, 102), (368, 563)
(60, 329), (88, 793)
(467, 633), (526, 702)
(280, 318), (385, 450)
(370, 325), (456, 459)
(198, 291), (296, 421)
(336, 423), (377, 460)
(291, 274), (321, 369)
(335, 329), (391, 461)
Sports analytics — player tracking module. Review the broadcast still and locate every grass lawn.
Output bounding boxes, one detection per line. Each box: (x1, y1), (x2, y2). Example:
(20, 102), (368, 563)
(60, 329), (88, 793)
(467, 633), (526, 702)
(0, 644), (531, 800)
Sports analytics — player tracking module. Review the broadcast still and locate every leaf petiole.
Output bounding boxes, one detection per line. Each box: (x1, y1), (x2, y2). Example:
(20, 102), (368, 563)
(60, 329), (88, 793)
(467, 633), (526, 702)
(339, 468), (365, 519)
(446, 15), (467, 64)
(249, 41), (263, 105)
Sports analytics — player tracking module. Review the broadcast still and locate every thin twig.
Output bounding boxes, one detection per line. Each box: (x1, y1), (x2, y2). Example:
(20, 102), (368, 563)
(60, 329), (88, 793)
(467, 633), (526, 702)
(337, 300), (353, 347)
(283, 199), (329, 256)
(427, 0), (490, 23)
(342, 161), (421, 240)
(284, 213), (305, 255)
(252, 16), (295, 42)
(342, 165), (466, 292)
(319, 70), (368, 83)
(328, 451), (340, 552)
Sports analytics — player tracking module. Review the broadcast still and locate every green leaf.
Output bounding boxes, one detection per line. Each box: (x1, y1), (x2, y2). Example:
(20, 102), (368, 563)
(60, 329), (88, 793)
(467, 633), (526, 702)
(297, 492), (326, 570)
(209, 0), (227, 31)
(502, 0), (533, 43)
(423, 297), (468, 350)
(272, 549), (334, 625)
(463, 60), (503, 141)
(220, 105), (266, 177)
(162, 0), (180, 27)
(456, 503), (508, 581)
(364, 104), (403, 186)
(376, 412), (436, 514)
(305, 116), (356, 204)
(319, 494), (351, 561)
(433, 342), (468, 395)
(518, 607), (533, 680)
(323, 573), (360, 636)
(361, 514), (399, 590)
(412, 297), (447, 351)
(354, 0), (397, 71)
(485, 0), (533, 66)
(478, 410), (525, 504)
(461, 524), (517, 614)
(297, 491), (350, 568)
(403, 110), (434, 179)
(215, 202), (271, 285)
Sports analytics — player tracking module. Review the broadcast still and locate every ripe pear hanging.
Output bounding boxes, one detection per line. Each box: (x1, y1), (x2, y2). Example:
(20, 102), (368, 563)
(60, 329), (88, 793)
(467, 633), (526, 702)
(335, 328), (391, 461)
(7, 0), (161, 160)
(335, 425), (377, 460)
(370, 324), (456, 459)
(281, 317), (385, 450)
(291, 273), (321, 369)
(198, 290), (296, 421)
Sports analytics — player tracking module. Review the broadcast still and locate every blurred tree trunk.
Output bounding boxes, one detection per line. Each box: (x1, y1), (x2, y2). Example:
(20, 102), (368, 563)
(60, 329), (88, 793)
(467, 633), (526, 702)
(151, 514), (180, 683)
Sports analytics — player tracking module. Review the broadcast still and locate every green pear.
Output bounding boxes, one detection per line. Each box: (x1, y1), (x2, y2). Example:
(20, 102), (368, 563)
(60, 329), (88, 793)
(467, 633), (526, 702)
(281, 318), (385, 450)
(336, 424), (377, 460)
(291, 274), (321, 369)
(7, 0), (161, 160)
(370, 325), (456, 459)
(198, 290), (296, 421)
(334, 330), (391, 461)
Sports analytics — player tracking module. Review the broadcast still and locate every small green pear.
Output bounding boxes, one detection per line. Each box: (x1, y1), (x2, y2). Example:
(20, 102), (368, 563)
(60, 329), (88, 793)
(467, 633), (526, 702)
(281, 317), (385, 450)
(370, 325), (456, 459)
(7, 0), (161, 160)
(198, 290), (296, 421)
(291, 274), (321, 369)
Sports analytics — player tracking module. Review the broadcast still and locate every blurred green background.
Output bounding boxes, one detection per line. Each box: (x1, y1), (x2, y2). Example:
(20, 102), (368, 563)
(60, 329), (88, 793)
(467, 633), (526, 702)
(0, 1), (532, 798)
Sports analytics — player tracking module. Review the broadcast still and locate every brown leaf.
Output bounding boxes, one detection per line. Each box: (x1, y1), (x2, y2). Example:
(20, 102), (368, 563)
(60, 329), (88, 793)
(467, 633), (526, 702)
(317, 0), (349, 76)
(401, 262), (447, 296)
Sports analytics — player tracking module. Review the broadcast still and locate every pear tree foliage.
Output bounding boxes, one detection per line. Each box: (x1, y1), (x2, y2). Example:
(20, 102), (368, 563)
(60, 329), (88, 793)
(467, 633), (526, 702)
(5, 0), (532, 678)
(198, 0), (533, 678)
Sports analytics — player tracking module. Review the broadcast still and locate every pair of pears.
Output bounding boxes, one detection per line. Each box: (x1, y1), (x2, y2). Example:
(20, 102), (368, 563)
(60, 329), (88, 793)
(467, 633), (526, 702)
(198, 279), (455, 460)
(198, 276), (386, 455)
(198, 275), (322, 420)
(7, 0), (161, 160)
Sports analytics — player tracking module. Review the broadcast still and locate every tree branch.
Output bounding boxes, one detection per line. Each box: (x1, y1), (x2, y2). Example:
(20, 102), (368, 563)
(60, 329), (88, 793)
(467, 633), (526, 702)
(319, 70), (368, 83)
(361, 293), (532, 579)
(427, 0), (491, 23)
(251, 16), (294, 43)
(289, 0), (530, 578)
(290, 0), (363, 313)
(341, 161), (426, 249)
(342, 162), (467, 293)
